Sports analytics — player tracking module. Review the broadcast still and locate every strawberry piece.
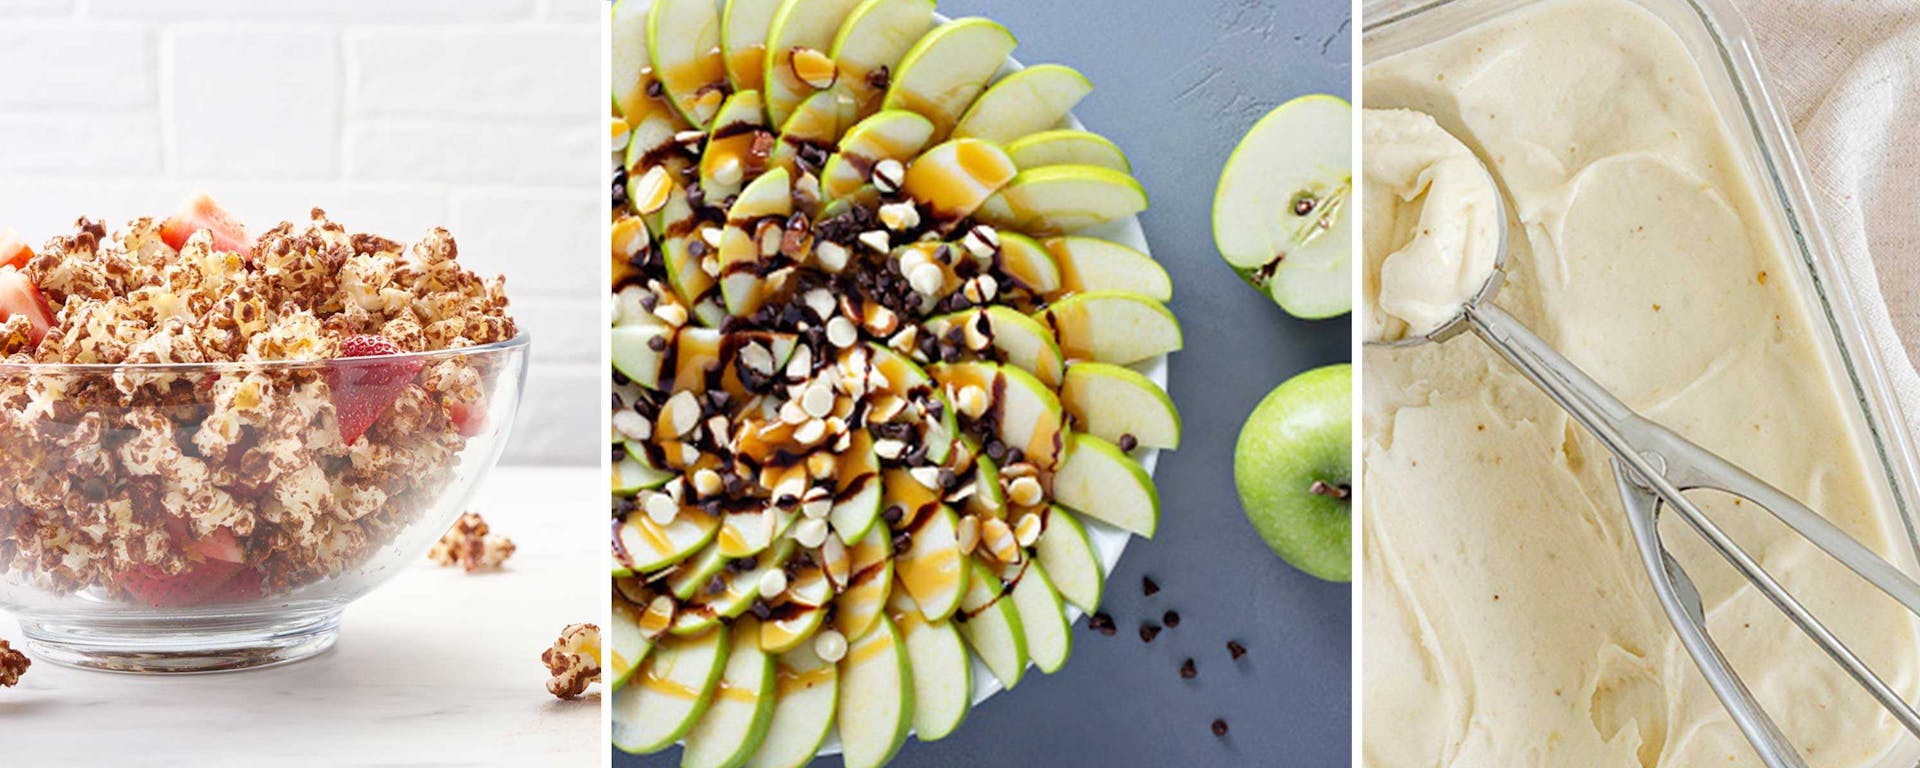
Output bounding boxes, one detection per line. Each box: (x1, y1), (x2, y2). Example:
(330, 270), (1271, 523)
(159, 192), (253, 258)
(447, 399), (488, 437)
(0, 269), (53, 345)
(0, 229), (31, 270)
(120, 559), (246, 608)
(325, 335), (425, 444)
(186, 526), (246, 563)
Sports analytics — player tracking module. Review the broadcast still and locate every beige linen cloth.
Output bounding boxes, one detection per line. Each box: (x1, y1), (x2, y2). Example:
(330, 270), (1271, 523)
(1739, 0), (1920, 427)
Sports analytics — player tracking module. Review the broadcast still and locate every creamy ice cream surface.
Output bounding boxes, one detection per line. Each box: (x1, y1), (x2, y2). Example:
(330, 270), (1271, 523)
(1363, 0), (1920, 766)
(1362, 107), (1501, 342)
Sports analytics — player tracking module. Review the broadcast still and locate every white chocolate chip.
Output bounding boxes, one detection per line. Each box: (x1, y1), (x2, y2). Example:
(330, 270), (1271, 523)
(713, 157), (744, 189)
(871, 159), (905, 194)
(858, 230), (892, 254)
(692, 468), (723, 497)
(908, 262), (944, 297)
(758, 569), (789, 600)
(653, 302), (689, 327)
(825, 316), (858, 348)
(956, 384), (989, 419)
(864, 304), (900, 336)
(815, 240), (850, 272)
(962, 224), (1000, 262)
(802, 380), (836, 418)
(644, 492), (679, 525)
(814, 628), (848, 663)
(878, 201), (921, 231)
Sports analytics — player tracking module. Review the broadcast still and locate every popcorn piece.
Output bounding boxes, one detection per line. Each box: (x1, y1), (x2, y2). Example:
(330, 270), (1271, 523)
(428, 512), (516, 572)
(0, 639), (27, 687)
(542, 623), (602, 700)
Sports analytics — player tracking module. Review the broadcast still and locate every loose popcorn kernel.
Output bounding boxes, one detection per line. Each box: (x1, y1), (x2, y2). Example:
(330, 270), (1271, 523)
(428, 511), (516, 572)
(0, 639), (28, 687)
(542, 623), (602, 700)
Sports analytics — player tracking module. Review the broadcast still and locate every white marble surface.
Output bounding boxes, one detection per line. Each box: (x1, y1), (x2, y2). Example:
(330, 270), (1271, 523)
(0, 466), (603, 767)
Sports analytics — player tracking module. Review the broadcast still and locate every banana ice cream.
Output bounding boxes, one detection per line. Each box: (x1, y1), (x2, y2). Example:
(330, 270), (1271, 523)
(1363, 0), (1920, 765)
(1362, 107), (1501, 343)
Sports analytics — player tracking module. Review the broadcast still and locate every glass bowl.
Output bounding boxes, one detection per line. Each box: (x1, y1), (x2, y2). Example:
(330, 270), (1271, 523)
(0, 334), (529, 673)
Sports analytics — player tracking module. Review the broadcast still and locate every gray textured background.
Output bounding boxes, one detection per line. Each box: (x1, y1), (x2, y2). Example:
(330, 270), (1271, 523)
(625, 0), (1353, 764)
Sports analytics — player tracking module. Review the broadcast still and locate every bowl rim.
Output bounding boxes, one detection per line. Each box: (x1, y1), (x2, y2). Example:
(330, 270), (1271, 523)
(0, 332), (531, 374)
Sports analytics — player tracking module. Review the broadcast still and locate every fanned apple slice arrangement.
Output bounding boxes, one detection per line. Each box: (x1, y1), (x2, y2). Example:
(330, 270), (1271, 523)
(609, 0), (1179, 766)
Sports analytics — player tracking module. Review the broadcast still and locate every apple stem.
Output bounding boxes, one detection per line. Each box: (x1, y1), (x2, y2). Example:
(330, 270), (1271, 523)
(1309, 480), (1351, 501)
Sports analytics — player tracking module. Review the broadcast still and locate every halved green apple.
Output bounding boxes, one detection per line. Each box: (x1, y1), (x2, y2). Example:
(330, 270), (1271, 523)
(1059, 362), (1180, 449)
(820, 109), (936, 201)
(1046, 236), (1171, 301)
(701, 90), (771, 201)
(1213, 93), (1352, 318)
(976, 165), (1147, 236)
(829, 0), (935, 119)
(952, 64), (1091, 145)
(894, 503), (967, 622)
(648, 0), (730, 128)
(883, 17), (1017, 139)
(763, 0), (864, 127)
(615, 508), (720, 574)
(719, 167), (793, 317)
(681, 620), (777, 768)
(955, 558), (1027, 689)
(1033, 507), (1103, 613)
(612, 627), (731, 754)
(902, 138), (1017, 224)
(997, 231), (1062, 296)
(1007, 129), (1130, 173)
(1008, 561), (1071, 674)
(887, 589), (971, 741)
(1052, 432), (1158, 537)
(722, 0), (782, 92)
(837, 616), (914, 768)
(929, 361), (1065, 470)
(1034, 290), (1182, 366)
(924, 306), (1065, 386)
(743, 645), (839, 768)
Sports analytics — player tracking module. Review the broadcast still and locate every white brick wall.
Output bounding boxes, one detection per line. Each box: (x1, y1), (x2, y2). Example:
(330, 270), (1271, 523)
(0, 0), (601, 465)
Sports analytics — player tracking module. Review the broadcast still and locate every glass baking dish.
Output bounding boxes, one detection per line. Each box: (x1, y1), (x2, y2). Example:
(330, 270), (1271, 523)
(1363, 0), (1920, 764)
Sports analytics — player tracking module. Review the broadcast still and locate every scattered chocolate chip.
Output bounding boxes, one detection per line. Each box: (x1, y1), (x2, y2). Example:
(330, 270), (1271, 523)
(1117, 433), (1138, 452)
(707, 575), (726, 595)
(647, 335), (667, 351)
(1180, 658), (1197, 680)
(1228, 641), (1247, 660)
(750, 600), (773, 620)
(1138, 624), (1160, 643)
(1163, 610), (1181, 628)
(1142, 576), (1159, 596)
(882, 504), (904, 526)
(1292, 195), (1315, 216)
(1212, 719), (1229, 737)
(1089, 612), (1116, 636)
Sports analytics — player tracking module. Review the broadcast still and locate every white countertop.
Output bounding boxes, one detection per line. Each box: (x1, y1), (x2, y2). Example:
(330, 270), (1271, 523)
(0, 466), (602, 767)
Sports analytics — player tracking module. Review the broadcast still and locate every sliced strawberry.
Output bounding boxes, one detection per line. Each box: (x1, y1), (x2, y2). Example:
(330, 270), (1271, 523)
(186, 526), (246, 563)
(325, 334), (425, 444)
(207, 566), (265, 604)
(0, 229), (31, 270)
(447, 398), (488, 437)
(159, 192), (253, 258)
(0, 269), (53, 345)
(120, 559), (245, 608)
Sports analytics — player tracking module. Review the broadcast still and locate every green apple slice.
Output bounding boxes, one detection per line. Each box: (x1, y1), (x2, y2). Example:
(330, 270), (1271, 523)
(648, 0), (730, 128)
(1046, 236), (1172, 301)
(864, 343), (956, 466)
(613, 451), (674, 496)
(835, 527), (894, 642)
(672, 540), (798, 636)
(976, 165), (1148, 236)
(763, 0), (864, 128)
(1213, 93), (1352, 318)
(1007, 129), (1131, 173)
(611, 0), (652, 118)
(681, 620), (777, 768)
(996, 231), (1062, 296)
(829, 0), (936, 119)
(1033, 507), (1103, 613)
(955, 559), (1027, 689)
(670, 326), (725, 393)
(1059, 362), (1180, 450)
(952, 64), (1091, 145)
(887, 589), (971, 741)
(743, 645), (839, 768)
(610, 325), (671, 389)
(665, 540), (730, 599)
(652, 182), (727, 327)
(901, 138), (1017, 224)
(820, 109), (935, 201)
(1052, 432), (1159, 537)
(882, 18), (1016, 139)
(760, 601), (827, 653)
(837, 616), (914, 768)
(924, 306), (1065, 386)
(830, 429), (884, 545)
(615, 508), (721, 573)
(612, 628), (731, 755)
(1035, 290), (1182, 366)
(610, 595), (652, 691)
(700, 90), (771, 201)
(722, 0), (782, 92)
(769, 89), (850, 179)
(893, 503), (966, 622)
(719, 167), (793, 317)
(964, 450), (1007, 520)
(1009, 561), (1072, 674)
(928, 361), (1065, 470)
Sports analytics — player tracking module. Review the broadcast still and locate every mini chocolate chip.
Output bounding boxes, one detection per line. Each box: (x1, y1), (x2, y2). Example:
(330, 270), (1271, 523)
(985, 440), (1006, 460)
(1118, 433), (1138, 452)
(1142, 576), (1159, 596)
(646, 80), (664, 98)
(1212, 719), (1229, 737)
(648, 335), (667, 351)
(892, 532), (912, 555)
(937, 468), (957, 489)
(1089, 612), (1116, 636)
(1180, 658), (1197, 680)
(750, 600), (773, 620)
(882, 505), (904, 525)
(1139, 624), (1160, 643)
(1228, 641), (1248, 660)
(707, 576), (726, 595)
(611, 444), (626, 462)
(1163, 610), (1181, 628)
